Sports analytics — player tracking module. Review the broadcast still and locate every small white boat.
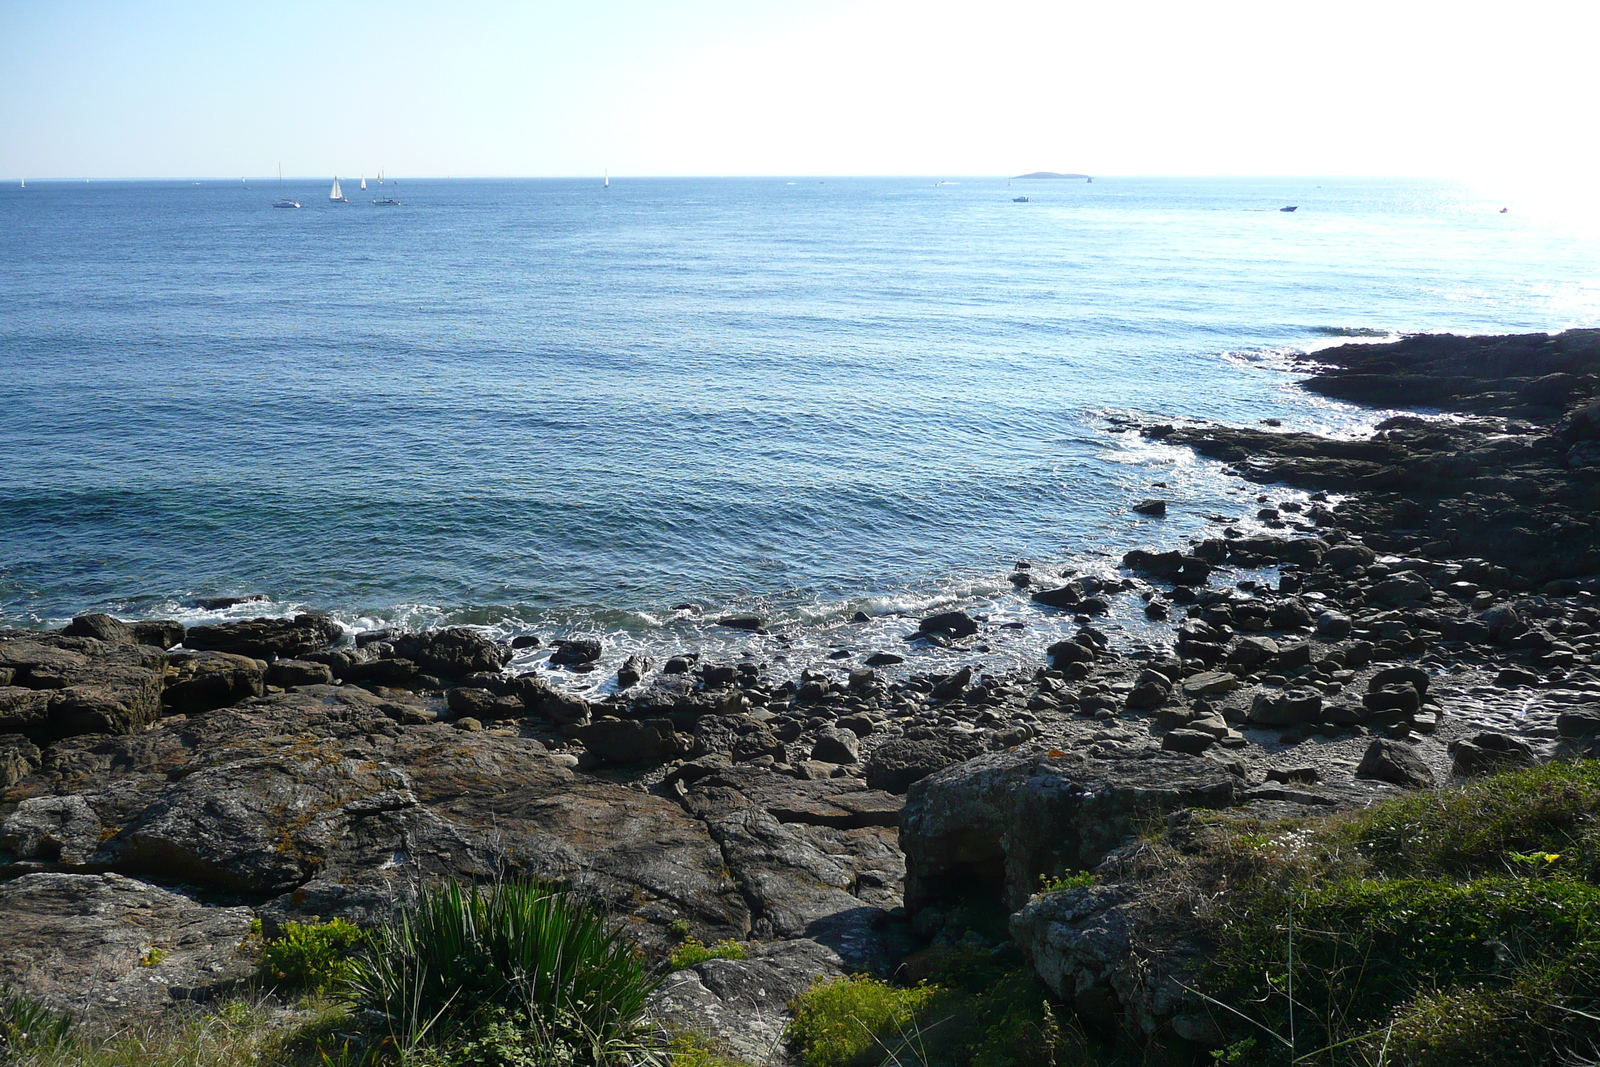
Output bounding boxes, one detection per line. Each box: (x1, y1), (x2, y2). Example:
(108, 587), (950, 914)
(273, 163), (299, 208)
(360, 176), (367, 190)
(604, 169), (609, 188)
(18, 179), (23, 189)
(329, 177), (347, 202)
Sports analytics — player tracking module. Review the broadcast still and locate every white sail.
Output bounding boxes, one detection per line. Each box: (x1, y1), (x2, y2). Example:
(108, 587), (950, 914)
(330, 177), (343, 199)
(604, 169), (609, 188)
(360, 176), (366, 190)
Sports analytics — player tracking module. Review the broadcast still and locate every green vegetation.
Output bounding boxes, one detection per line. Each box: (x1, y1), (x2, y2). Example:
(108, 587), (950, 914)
(788, 952), (1121, 1067)
(347, 879), (664, 1066)
(1187, 759), (1600, 1065)
(1036, 871), (1097, 895)
(256, 917), (369, 994)
(668, 939), (747, 970)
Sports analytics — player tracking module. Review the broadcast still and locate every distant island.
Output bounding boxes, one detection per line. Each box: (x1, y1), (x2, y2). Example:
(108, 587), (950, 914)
(1012, 171), (1091, 179)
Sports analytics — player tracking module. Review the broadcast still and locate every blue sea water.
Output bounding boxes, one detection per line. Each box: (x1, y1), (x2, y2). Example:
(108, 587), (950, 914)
(1, 176), (1596, 679)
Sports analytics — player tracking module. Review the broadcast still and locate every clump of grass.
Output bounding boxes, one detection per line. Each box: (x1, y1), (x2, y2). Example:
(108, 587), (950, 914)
(346, 879), (664, 1066)
(1036, 871), (1097, 895)
(0, 984), (73, 1057)
(256, 918), (369, 994)
(788, 976), (937, 1067)
(669, 939), (746, 970)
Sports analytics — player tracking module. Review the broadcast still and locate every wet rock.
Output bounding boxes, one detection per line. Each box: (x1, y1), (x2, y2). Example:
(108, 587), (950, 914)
(1355, 738), (1434, 789)
(902, 749), (1239, 911)
(549, 637), (603, 667)
(617, 654), (650, 689)
(718, 615), (765, 632)
(0, 873), (256, 1024)
(864, 652), (904, 667)
(929, 666), (972, 701)
(512, 674), (592, 725)
(131, 621), (186, 649)
(1131, 499), (1167, 517)
(1045, 638), (1096, 670)
(1031, 585), (1083, 610)
(1316, 611), (1354, 640)
(391, 627), (508, 677)
(182, 613), (341, 660)
(918, 611), (979, 639)
(190, 594), (268, 611)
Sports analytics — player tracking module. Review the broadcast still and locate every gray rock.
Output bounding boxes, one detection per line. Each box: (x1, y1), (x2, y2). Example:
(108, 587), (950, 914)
(1450, 732), (1537, 777)
(1557, 707), (1600, 739)
(512, 674), (592, 725)
(391, 627), (508, 677)
(0, 873), (256, 1025)
(1161, 729), (1216, 755)
(1355, 738), (1434, 789)
(1247, 688), (1322, 726)
(131, 620), (186, 649)
(863, 735), (986, 794)
(1316, 611), (1353, 640)
(264, 658), (334, 688)
(902, 749), (1238, 911)
(163, 650), (266, 715)
(810, 728), (861, 765)
(1131, 499), (1167, 517)
(63, 614), (135, 644)
(577, 718), (690, 766)
(549, 637), (603, 666)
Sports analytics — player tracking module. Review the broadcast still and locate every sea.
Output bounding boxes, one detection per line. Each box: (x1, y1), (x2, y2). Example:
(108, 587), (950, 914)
(2, 176), (1596, 686)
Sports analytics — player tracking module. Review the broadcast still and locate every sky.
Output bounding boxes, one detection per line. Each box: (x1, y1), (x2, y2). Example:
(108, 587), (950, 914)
(3, 0), (1598, 180)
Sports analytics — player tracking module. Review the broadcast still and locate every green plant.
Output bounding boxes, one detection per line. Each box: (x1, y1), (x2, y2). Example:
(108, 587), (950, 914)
(1036, 872), (1096, 895)
(668, 939), (746, 970)
(0, 984), (73, 1055)
(258, 918), (369, 994)
(346, 880), (663, 1066)
(788, 976), (937, 1067)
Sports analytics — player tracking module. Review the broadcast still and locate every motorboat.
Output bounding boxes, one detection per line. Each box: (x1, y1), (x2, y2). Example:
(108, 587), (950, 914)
(1012, 196), (1030, 203)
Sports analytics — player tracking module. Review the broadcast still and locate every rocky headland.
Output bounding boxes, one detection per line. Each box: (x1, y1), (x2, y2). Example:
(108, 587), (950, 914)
(5, 328), (1600, 1061)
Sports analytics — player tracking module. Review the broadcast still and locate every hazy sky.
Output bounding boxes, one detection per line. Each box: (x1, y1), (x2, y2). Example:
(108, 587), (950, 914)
(3, 0), (1597, 179)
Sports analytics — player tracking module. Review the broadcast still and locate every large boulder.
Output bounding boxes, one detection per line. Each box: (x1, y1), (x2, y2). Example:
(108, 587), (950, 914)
(162, 650), (266, 714)
(1355, 738), (1435, 789)
(576, 718), (691, 766)
(390, 627), (507, 677)
(0, 635), (167, 742)
(62, 614), (135, 644)
(901, 749), (1239, 911)
(0, 873), (256, 1023)
(182, 613), (341, 660)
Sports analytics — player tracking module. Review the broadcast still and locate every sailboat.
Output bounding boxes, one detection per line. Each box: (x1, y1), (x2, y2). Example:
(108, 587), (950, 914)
(329, 177), (347, 202)
(273, 163), (300, 208)
(360, 176), (367, 191)
(604, 169), (609, 188)
(373, 174), (401, 206)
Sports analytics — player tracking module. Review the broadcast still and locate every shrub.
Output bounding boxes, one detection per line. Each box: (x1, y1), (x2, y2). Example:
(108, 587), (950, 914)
(256, 918), (368, 994)
(669, 939), (746, 970)
(788, 976), (936, 1067)
(346, 880), (663, 1066)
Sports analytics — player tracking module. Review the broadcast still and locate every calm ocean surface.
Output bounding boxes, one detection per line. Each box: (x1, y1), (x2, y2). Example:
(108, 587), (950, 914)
(2, 176), (1596, 678)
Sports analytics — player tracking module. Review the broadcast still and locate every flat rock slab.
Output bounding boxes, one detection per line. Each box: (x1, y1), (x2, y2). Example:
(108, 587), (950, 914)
(0, 872), (255, 1021)
(901, 747), (1240, 911)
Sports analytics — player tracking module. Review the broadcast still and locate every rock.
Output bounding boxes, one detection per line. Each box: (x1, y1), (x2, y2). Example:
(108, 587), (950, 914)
(1557, 708), (1600, 739)
(1247, 688), (1323, 726)
(1316, 611), (1353, 640)
(0, 636), (168, 742)
(1031, 585), (1083, 610)
(62, 614), (135, 644)
(1495, 667), (1541, 689)
(901, 749), (1238, 911)
(1180, 671), (1239, 698)
(1369, 665), (1431, 697)
(1045, 639), (1095, 670)
(576, 718), (690, 766)
(391, 628), (508, 677)
(1226, 636), (1278, 669)
(511, 634), (542, 649)
(1131, 499), (1167, 517)
(718, 615), (765, 632)
(617, 654), (650, 689)
(549, 637), (603, 667)
(1450, 732), (1537, 776)
(190, 594), (268, 611)
(1265, 766), (1320, 785)
(182, 613), (341, 660)
(693, 716), (787, 764)
(1325, 544), (1377, 571)
(512, 674), (592, 725)
(649, 939), (846, 1064)
(864, 652), (904, 667)
(264, 658), (334, 688)
(1269, 599), (1314, 629)
(929, 666), (972, 701)
(0, 734), (41, 789)
(130, 621), (186, 649)
(0, 873), (256, 1024)
(810, 728), (861, 765)
(1161, 729), (1216, 755)
(1355, 738), (1434, 789)
(863, 735), (986, 794)
(163, 651), (267, 715)
(1125, 670), (1173, 711)
(918, 611), (979, 639)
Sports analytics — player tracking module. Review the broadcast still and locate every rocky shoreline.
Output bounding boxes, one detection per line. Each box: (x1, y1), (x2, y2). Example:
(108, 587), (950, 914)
(5, 328), (1600, 1060)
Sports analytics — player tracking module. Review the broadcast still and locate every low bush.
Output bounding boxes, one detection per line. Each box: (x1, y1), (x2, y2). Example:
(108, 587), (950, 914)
(256, 917), (369, 994)
(788, 976), (937, 1067)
